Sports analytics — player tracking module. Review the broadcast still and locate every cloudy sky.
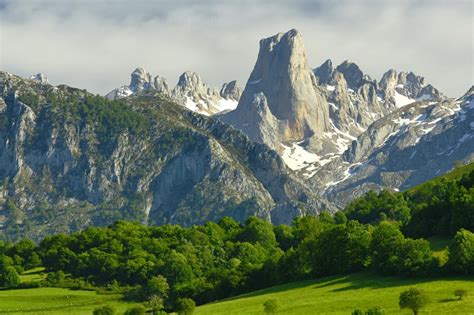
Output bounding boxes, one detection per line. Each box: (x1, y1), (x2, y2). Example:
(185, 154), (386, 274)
(0, 0), (472, 97)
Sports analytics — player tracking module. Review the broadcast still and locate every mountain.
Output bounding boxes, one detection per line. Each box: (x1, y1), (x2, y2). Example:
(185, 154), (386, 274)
(317, 86), (474, 206)
(106, 68), (241, 116)
(0, 71), (332, 241)
(220, 29), (332, 153)
(218, 29), (469, 204)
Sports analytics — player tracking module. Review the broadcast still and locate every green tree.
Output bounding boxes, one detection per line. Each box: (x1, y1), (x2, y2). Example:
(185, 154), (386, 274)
(146, 294), (164, 314)
(370, 222), (405, 274)
(238, 217), (277, 249)
(46, 270), (65, 285)
(263, 299), (279, 314)
(311, 221), (371, 275)
(334, 212), (348, 225)
(124, 305), (146, 315)
(176, 298), (195, 315)
(448, 229), (474, 274)
(399, 288), (429, 315)
(145, 275), (169, 298)
(345, 190), (410, 225)
(92, 305), (115, 315)
(273, 224), (294, 251)
(0, 266), (20, 287)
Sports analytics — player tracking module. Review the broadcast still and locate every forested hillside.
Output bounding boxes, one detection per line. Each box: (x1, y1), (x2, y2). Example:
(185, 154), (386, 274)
(1, 164), (473, 314)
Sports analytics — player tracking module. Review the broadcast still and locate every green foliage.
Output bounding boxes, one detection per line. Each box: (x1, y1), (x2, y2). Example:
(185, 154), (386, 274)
(46, 270), (65, 285)
(454, 288), (468, 300)
(352, 309), (364, 315)
(399, 288), (429, 315)
(448, 229), (474, 274)
(18, 92), (40, 109)
(309, 221), (371, 275)
(124, 305), (146, 315)
(0, 266), (21, 287)
(176, 297), (195, 315)
(263, 299), (279, 314)
(145, 275), (169, 299)
(237, 217), (277, 248)
(345, 190), (410, 225)
(404, 169), (474, 238)
(334, 211), (348, 225)
(146, 294), (165, 314)
(92, 305), (116, 315)
(371, 222), (433, 276)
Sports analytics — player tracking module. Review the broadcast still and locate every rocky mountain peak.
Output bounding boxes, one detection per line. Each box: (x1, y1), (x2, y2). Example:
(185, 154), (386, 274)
(220, 80), (241, 100)
(313, 59), (334, 85)
(335, 61), (365, 90)
(173, 71), (218, 101)
(379, 69), (441, 106)
(29, 73), (48, 83)
(221, 28), (330, 149)
(130, 67), (152, 92)
(176, 71), (204, 90)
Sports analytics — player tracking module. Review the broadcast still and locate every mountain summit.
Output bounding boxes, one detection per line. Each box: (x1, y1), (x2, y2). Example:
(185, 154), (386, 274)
(221, 29), (330, 150)
(106, 68), (240, 116)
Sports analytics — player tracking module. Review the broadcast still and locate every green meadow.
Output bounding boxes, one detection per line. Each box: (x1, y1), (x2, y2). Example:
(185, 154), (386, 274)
(195, 273), (474, 315)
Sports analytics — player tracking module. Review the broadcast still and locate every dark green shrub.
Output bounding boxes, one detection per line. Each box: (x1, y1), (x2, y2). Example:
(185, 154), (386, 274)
(176, 298), (195, 315)
(124, 305), (146, 315)
(399, 288), (428, 315)
(263, 299), (279, 314)
(92, 305), (115, 315)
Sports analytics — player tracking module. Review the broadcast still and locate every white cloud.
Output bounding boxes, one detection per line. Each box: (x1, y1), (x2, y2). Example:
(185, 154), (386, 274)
(0, 0), (472, 97)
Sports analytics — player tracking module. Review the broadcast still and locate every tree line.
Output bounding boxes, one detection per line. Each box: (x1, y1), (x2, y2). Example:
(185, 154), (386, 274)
(0, 168), (472, 314)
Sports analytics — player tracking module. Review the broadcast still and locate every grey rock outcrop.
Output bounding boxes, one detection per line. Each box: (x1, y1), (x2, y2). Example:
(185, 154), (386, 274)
(221, 29), (331, 151)
(29, 73), (48, 83)
(220, 80), (242, 100)
(106, 68), (240, 116)
(312, 86), (474, 206)
(313, 59), (333, 86)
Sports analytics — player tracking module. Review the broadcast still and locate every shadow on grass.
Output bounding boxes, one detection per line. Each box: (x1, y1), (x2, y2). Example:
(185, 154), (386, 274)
(204, 272), (474, 305)
(330, 273), (473, 293)
(439, 298), (459, 303)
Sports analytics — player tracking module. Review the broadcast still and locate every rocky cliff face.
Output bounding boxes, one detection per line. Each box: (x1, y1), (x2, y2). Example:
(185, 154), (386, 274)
(309, 87), (474, 206)
(0, 71), (332, 241)
(218, 29), (469, 206)
(220, 29), (331, 151)
(106, 68), (241, 116)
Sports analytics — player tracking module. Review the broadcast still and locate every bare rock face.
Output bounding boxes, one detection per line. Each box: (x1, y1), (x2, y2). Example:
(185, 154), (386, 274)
(379, 69), (442, 108)
(220, 80), (242, 100)
(106, 69), (240, 116)
(105, 67), (170, 100)
(335, 61), (367, 90)
(130, 67), (153, 92)
(313, 59), (333, 86)
(221, 29), (330, 150)
(29, 73), (48, 84)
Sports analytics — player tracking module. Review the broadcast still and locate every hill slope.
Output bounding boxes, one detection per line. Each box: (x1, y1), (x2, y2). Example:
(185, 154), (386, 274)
(195, 273), (474, 315)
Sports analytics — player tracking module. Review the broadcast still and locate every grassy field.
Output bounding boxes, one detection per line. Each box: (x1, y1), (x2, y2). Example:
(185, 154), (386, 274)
(19, 267), (46, 283)
(1, 271), (473, 314)
(196, 273), (474, 315)
(0, 287), (142, 314)
(0, 268), (141, 315)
